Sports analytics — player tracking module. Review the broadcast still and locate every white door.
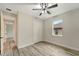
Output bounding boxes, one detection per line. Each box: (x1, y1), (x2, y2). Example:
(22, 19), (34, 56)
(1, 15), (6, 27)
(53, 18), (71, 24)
(1, 11), (17, 55)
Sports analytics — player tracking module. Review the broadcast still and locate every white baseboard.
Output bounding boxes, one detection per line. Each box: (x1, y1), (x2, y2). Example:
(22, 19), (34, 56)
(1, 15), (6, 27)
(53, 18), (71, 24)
(44, 40), (79, 51)
(18, 43), (34, 49)
(18, 40), (79, 51)
(18, 40), (42, 49)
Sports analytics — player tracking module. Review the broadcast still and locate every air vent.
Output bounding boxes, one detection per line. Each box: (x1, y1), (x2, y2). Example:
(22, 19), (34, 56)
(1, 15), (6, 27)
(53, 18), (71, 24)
(6, 8), (12, 11)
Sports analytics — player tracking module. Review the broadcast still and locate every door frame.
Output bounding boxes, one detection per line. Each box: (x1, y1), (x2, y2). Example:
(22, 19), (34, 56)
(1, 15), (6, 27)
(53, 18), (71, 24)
(1, 10), (17, 55)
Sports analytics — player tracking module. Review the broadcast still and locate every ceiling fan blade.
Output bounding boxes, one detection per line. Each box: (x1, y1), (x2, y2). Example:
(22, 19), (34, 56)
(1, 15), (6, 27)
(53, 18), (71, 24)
(47, 4), (58, 9)
(32, 9), (41, 10)
(39, 13), (42, 16)
(47, 11), (51, 14)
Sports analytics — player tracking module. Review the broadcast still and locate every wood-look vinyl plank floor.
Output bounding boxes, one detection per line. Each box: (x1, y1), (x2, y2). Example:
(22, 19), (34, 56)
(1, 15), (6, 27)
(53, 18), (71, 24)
(1, 42), (78, 56)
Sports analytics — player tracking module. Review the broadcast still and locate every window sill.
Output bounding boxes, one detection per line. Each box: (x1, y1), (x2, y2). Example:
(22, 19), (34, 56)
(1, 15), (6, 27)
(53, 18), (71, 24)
(52, 34), (63, 37)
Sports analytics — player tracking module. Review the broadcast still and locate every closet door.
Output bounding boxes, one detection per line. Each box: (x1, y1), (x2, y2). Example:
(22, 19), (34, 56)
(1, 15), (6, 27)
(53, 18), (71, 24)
(1, 11), (17, 55)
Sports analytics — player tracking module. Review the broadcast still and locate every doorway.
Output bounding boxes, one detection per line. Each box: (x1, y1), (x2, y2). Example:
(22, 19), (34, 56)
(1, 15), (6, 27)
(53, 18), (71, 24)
(1, 11), (17, 55)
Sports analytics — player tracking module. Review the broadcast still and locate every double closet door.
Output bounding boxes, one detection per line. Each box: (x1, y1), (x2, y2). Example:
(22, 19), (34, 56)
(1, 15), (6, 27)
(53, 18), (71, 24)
(1, 11), (17, 55)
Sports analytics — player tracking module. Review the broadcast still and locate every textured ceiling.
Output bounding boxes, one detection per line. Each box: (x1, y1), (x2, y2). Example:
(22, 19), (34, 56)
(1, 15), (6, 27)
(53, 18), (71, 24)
(0, 3), (79, 20)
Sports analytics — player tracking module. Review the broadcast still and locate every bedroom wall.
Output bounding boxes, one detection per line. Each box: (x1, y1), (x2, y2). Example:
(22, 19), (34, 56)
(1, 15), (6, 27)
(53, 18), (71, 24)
(44, 8), (79, 51)
(33, 18), (43, 43)
(17, 11), (43, 48)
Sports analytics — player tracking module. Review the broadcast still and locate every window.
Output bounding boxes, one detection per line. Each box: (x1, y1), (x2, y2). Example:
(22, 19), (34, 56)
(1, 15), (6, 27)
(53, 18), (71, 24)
(52, 19), (63, 36)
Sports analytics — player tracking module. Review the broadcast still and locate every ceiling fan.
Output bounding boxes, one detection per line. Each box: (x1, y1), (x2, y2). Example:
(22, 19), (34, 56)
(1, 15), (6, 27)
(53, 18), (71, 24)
(32, 3), (58, 16)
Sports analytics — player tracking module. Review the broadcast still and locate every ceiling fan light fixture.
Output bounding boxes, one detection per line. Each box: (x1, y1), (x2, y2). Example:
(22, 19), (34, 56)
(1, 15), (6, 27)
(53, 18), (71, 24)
(44, 10), (47, 13)
(42, 11), (44, 13)
(32, 3), (58, 16)
(42, 10), (47, 13)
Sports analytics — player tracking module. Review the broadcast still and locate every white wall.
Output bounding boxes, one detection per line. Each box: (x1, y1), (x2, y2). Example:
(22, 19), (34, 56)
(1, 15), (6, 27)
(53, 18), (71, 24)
(17, 11), (43, 48)
(44, 8), (79, 51)
(33, 18), (43, 43)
